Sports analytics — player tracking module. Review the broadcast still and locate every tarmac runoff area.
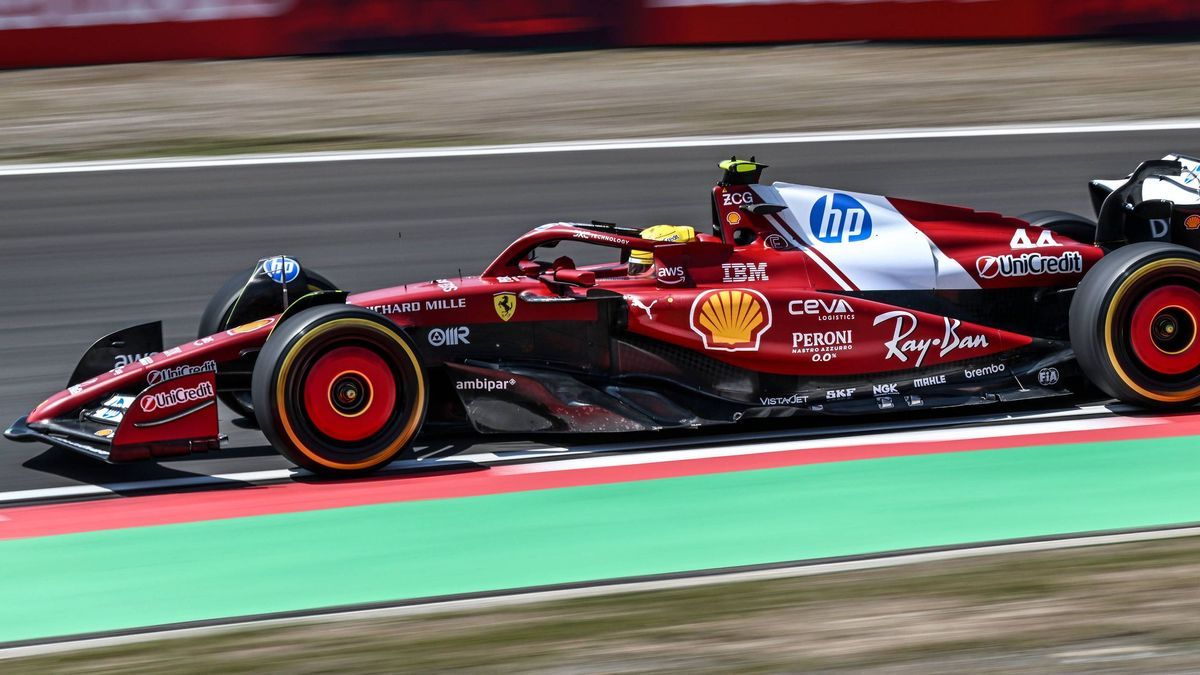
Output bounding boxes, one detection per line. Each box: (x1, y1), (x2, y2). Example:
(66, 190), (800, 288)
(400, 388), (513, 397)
(1, 407), (1199, 648)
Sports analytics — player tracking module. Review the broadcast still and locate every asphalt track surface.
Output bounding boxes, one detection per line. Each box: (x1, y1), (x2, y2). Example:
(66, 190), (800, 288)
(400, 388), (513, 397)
(1, 128), (1196, 492)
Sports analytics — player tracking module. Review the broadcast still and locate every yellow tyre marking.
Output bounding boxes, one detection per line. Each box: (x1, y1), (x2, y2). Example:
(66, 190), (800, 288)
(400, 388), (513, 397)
(276, 318), (425, 471)
(1103, 258), (1200, 403)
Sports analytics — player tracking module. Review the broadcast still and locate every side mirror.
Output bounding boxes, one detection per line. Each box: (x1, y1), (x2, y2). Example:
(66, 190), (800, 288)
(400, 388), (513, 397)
(732, 228), (757, 246)
(552, 268), (596, 288)
(518, 259), (542, 278)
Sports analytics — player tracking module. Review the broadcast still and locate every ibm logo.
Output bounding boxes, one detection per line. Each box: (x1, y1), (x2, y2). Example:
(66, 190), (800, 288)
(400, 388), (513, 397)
(721, 262), (768, 283)
(810, 193), (872, 244)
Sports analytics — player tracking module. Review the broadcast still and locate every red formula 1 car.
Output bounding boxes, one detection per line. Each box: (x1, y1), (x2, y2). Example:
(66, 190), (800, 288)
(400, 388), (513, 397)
(8, 156), (1200, 476)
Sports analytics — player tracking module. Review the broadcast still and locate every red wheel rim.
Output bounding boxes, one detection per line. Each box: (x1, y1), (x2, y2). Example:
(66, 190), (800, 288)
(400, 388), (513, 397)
(1129, 285), (1200, 376)
(302, 346), (398, 442)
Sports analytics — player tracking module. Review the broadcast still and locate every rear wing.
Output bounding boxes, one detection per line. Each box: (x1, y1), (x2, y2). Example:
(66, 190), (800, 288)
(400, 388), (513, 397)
(1092, 154), (1200, 247)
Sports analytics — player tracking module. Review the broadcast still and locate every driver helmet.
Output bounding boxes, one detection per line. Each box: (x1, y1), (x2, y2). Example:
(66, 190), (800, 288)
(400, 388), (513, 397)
(629, 225), (696, 276)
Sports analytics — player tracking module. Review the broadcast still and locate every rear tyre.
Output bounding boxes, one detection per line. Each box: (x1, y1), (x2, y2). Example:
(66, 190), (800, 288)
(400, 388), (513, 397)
(251, 305), (427, 477)
(1070, 242), (1200, 408)
(1019, 210), (1096, 245)
(199, 268), (337, 420)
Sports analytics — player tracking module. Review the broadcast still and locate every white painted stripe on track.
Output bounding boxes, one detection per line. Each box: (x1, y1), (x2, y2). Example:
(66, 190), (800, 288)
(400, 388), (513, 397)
(492, 416), (1154, 474)
(0, 403), (1126, 505)
(1, 119), (1199, 177)
(445, 402), (1122, 465)
(0, 469), (300, 506)
(4, 524), (1198, 659)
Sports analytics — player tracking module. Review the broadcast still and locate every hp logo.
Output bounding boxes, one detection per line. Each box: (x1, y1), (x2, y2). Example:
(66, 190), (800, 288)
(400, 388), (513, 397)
(810, 193), (872, 244)
(262, 256), (300, 284)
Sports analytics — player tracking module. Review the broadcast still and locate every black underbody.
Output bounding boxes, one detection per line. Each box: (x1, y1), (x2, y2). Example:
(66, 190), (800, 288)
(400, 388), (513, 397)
(415, 288), (1078, 435)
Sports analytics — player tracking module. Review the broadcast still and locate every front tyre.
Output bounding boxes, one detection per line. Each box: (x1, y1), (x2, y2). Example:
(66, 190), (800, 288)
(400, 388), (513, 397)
(252, 305), (427, 477)
(1070, 242), (1200, 408)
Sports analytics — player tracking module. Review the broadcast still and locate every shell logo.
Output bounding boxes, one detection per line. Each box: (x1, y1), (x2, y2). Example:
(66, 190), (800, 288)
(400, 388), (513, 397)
(690, 289), (772, 352)
(1186, 214), (1200, 231)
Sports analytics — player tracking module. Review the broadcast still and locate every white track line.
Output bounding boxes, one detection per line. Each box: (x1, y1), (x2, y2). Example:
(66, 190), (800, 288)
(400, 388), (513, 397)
(449, 403), (1123, 465)
(493, 415), (1153, 475)
(4, 524), (1198, 659)
(0, 469), (301, 505)
(0, 403), (1123, 506)
(2, 120), (1199, 177)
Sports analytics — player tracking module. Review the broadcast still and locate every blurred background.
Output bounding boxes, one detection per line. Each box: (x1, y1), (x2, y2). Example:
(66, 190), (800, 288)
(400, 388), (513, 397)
(2, 0), (1200, 67)
(2, 0), (1200, 164)
(3, 3), (1200, 673)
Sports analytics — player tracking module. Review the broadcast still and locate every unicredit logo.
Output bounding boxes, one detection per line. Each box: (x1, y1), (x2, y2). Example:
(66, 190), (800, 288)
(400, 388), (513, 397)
(147, 360), (217, 386)
(140, 382), (214, 413)
(976, 251), (1083, 279)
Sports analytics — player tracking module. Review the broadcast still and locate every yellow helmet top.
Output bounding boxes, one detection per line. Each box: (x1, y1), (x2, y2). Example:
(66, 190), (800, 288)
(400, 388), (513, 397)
(629, 225), (696, 265)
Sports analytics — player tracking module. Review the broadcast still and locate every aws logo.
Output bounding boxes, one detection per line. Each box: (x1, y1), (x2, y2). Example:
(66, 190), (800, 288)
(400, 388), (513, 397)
(690, 289), (772, 352)
(810, 193), (872, 244)
(657, 265), (685, 285)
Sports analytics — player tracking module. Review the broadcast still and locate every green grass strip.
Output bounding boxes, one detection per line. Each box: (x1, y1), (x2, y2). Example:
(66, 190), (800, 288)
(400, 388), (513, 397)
(2, 435), (1198, 643)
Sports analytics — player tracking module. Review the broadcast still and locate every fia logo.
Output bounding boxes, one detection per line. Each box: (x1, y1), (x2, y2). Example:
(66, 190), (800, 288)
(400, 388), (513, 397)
(810, 193), (872, 244)
(262, 256), (300, 284)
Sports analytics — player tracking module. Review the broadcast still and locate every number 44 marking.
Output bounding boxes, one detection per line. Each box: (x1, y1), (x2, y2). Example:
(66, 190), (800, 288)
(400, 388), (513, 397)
(1010, 228), (1062, 249)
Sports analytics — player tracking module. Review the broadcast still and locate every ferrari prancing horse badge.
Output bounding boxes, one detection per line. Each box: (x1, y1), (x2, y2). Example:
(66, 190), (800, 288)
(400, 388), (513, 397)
(493, 292), (517, 322)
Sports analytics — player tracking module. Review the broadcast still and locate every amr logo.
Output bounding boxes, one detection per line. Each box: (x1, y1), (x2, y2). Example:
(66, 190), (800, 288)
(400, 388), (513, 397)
(810, 193), (872, 244)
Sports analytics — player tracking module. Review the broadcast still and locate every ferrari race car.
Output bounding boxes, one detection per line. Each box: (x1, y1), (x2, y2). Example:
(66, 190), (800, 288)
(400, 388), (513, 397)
(7, 155), (1200, 476)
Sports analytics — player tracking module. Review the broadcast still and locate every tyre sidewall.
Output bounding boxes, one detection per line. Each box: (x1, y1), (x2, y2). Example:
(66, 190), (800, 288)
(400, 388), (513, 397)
(252, 304), (427, 476)
(1071, 242), (1200, 407)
